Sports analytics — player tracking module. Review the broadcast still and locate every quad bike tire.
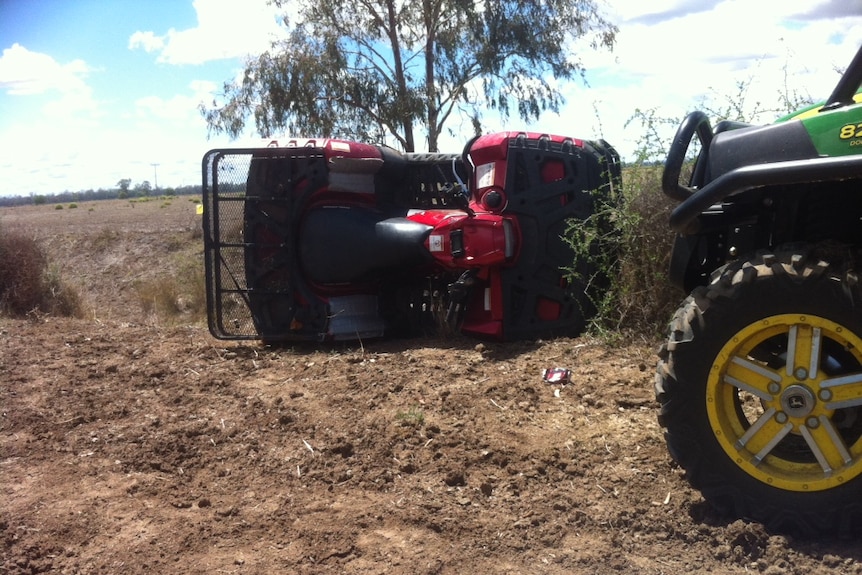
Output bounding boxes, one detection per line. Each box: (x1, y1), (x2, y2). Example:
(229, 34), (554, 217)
(656, 248), (862, 536)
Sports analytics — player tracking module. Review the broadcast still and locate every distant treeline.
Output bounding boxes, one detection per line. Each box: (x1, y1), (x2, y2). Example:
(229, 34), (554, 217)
(0, 185), (204, 208)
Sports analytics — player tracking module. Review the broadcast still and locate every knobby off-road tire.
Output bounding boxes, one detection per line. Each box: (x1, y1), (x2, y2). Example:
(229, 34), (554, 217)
(656, 249), (862, 536)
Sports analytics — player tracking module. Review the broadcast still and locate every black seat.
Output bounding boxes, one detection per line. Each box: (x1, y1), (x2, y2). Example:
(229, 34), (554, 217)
(299, 206), (433, 284)
(707, 120), (818, 180)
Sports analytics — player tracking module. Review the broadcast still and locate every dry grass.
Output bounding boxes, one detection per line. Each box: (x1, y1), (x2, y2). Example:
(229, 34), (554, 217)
(611, 165), (685, 333)
(564, 164), (684, 340)
(0, 198), (206, 325)
(0, 224), (82, 318)
(133, 246), (206, 323)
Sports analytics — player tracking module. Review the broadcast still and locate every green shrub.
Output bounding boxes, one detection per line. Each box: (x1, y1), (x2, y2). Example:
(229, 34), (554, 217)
(574, 70), (814, 340)
(564, 165), (683, 340)
(605, 165), (683, 334)
(563, 110), (690, 340)
(396, 406), (425, 427)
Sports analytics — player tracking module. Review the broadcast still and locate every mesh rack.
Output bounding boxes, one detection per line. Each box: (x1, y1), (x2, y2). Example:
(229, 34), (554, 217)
(202, 146), (465, 341)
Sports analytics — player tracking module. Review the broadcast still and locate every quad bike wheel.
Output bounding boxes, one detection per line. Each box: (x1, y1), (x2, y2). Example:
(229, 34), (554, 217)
(657, 249), (862, 535)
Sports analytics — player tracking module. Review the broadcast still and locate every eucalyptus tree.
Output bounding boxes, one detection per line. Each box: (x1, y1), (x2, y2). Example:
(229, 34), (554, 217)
(202, 0), (616, 152)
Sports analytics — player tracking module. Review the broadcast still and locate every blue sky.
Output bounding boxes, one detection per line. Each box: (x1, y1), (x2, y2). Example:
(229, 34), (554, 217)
(0, 0), (860, 197)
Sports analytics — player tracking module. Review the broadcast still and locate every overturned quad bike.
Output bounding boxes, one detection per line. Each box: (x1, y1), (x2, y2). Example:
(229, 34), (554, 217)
(657, 46), (862, 535)
(202, 132), (619, 343)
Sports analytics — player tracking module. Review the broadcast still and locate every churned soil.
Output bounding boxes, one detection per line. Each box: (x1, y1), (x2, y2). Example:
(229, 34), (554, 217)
(2, 199), (860, 574)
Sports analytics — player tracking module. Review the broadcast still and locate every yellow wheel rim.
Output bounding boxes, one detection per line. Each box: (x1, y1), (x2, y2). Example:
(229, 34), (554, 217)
(707, 314), (862, 492)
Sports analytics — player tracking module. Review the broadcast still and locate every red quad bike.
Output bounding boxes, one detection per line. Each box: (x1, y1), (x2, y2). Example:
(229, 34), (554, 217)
(657, 46), (862, 536)
(202, 132), (620, 343)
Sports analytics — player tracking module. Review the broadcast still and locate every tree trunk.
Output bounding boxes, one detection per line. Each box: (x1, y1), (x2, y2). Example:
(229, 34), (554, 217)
(386, 0), (416, 152)
(423, 0), (438, 152)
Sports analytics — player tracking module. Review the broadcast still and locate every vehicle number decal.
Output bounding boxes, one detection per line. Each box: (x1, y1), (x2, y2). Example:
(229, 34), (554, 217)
(839, 123), (862, 140)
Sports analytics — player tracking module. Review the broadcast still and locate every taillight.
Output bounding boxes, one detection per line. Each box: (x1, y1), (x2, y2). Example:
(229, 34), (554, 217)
(503, 219), (514, 260)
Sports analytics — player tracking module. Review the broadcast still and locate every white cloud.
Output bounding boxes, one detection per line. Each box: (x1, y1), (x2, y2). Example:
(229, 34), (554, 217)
(614, 0), (718, 26)
(135, 93), (198, 121)
(602, 0), (862, 75)
(0, 43), (100, 128)
(548, 0), (862, 159)
(128, 31), (166, 53)
(129, 0), (286, 65)
(2, 0), (860, 197)
(791, 0), (862, 20)
(41, 89), (100, 118)
(0, 43), (93, 97)
(0, 70), (226, 196)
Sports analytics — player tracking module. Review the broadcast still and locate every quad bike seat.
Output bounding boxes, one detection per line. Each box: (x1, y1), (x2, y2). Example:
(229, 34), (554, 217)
(299, 206), (433, 284)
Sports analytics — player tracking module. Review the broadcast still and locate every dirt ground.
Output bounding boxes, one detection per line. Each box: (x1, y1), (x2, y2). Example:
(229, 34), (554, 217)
(2, 199), (860, 574)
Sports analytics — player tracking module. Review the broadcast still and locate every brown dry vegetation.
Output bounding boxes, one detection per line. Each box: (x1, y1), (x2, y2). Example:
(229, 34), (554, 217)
(1, 198), (861, 574)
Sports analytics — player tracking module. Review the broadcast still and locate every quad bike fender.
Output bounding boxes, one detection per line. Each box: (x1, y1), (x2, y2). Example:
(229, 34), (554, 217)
(460, 270), (507, 339)
(468, 131), (586, 214)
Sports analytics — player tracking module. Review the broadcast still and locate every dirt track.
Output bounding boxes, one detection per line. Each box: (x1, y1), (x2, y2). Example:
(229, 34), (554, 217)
(1, 199), (861, 574)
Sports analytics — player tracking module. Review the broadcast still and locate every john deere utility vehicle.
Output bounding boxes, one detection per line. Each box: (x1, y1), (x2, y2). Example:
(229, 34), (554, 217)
(657, 46), (862, 535)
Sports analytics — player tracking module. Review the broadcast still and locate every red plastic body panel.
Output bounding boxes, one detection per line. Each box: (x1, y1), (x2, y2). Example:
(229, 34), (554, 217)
(406, 210), (514, 270)
(459, 270), (506, 339)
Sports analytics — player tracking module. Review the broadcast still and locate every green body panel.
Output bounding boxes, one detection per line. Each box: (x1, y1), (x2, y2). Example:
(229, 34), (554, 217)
(799, 101), (862, 157)
(776, 90), (862, 157)
(775, 101), (822, 122)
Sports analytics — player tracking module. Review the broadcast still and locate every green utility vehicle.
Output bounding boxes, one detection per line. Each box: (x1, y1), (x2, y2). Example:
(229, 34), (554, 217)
(657, 46), (862, 535)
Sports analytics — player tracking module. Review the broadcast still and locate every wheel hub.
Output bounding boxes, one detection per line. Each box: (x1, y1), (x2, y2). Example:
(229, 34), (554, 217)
(707, 312), (862, 492)
(779, 384), (816, 418)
